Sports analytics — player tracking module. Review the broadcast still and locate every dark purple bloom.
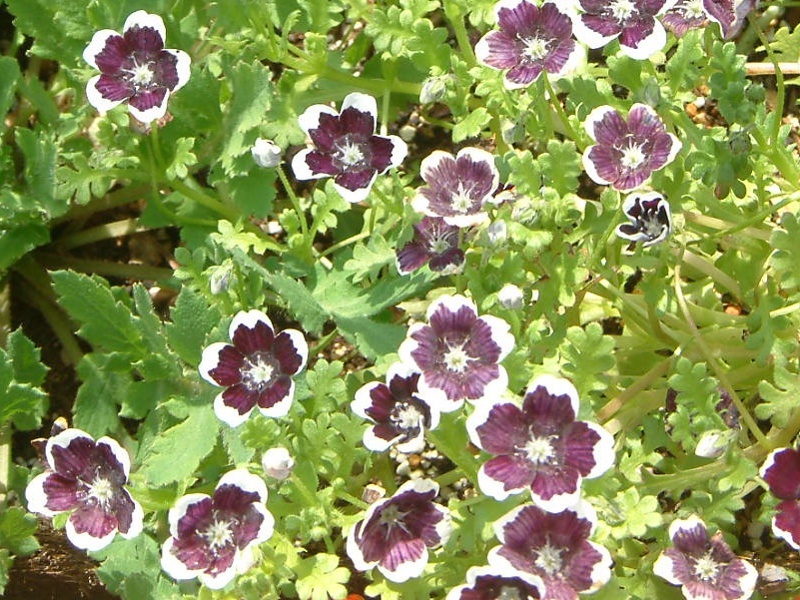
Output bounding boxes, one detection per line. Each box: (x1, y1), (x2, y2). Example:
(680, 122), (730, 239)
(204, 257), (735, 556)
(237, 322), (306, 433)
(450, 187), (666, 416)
(760, 447), (800, 550)
(703, 0), (758, 39)
(396, 217), (465, 276)
(582, 103), (682, 191)
(616, 191), (672, 247)
(25, 428), (143, 552)
(346, 479), (451, 583)
(412, 148), (500, 227)
(489, 502), (612, 600)
(161, 469), (274, 589)
(83, 11), (191, 123)
(291, 92), (408, 203)
(199, 309), (309, 427)
(572, 0), (676, 59)
(653, 516), (758, 600)
(475, 0), (583, 89)
(447, 565), (541, 600)
(398, 294), (514, 413)
(352, 362), (441, 453)
(467, 375), (615, 511)
(661, 0), (710, 37)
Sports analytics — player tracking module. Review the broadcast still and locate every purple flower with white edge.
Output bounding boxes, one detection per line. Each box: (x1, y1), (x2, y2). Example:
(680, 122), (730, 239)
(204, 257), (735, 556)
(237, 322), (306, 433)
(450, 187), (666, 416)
(199, 309), (308, 427)
(489, 502), (612, 600)
(653, 516), (758, 600)
(352, 362), (441, 454)
(572, 0), (677, 60)
(83, 11), (190, 124)
(161, 469), (274, 590)
(412, 148), (500, 228)
(616, 190), (672, 247)
(703, 0), (757, 39)
(396, 217), (465, 276)
(398, 294), (514, 413)
(582, 103), (682, 191)
(467, 375), (615, 511)
(291, 93), (408, 203)
(661, 0), (710, 37)
(760, 447), (800, 550)
(346, 479), (451, 583)
(25, 428), (143, 552)
(447, 565), (542, 600)
(475, 0), (584, 89)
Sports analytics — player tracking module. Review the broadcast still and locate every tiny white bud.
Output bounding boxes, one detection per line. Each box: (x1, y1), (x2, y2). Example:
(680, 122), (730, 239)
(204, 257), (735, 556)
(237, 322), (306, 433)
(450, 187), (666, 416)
(419, 76), (449, 104)
(251, 137), (282, 168)
(694, 430), (735, 458)
(209, 264), (233, 295)
(362, 483), (386, 505)
(498, 283), (524, 310)
(486, 220), (507, 246)
(261, 447), (294, 480)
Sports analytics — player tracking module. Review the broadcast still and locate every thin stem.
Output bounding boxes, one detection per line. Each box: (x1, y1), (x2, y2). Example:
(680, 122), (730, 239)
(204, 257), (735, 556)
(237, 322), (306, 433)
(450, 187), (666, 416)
(677, 248), (743, 299)
(542, 73), (580, 145)
(36, 253), (176, 282)
(598, 357), (672, 424)
(167, 178), (240, 222)
(54, 218), (151, 250)
(443, 0), (476, 67)
(319, 231), (371, 258)
(277, 164), (308, 236)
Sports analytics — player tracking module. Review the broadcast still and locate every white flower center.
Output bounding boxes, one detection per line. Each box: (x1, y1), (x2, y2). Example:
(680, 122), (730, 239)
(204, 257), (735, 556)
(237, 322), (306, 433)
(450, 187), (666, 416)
(498, 587), (524, 600)
(429, 234), (451, 254)
(535, 542), (564, 575)
(443, 344), (470, 373)
(524, 435), (556, 464)
(643, 215), (664, 238)
(126, 61), (155, 87)
(611, 0), (636, 20)
(694, 552), (720, 581)
(682, 0), (706, 18)
(392, 402), (423, 430)
(523, 36), (550, 61)
(378, 504), (412, 536)
(338, 141), (366, 167)
(89, 477), (114, 505)
(242, 353), (278, 391)
(620, 142), (646, 169)
(450, 184), (474, 214)
(202, 519), (234, 552)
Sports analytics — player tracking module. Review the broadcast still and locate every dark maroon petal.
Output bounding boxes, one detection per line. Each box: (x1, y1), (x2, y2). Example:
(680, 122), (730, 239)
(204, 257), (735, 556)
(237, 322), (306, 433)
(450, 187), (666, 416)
(41, 473), (83, 511)
(428, 248), (465, 273)
(774, 500), (800, 548)
(614, 169), (650, 192)
(708, 532), (737, 564)
(176, 497), (214, 540)
(481, 31), (520, 69)
(581, 13), (622, 37)
(232, 320), (275, 355)
(483, 455), (537, 491)
(305, 149), (339, 176)
(464, 320), (504, 364)
(523, 386), (577, 429)
(561, 541), (607, 594)
(231, 506), (266, 549)
(214, 484), (262, 514)
(94, 35), (131, 74)
(209, 345), (245, 387)
(458, 573), (541, 600)
(50, 436), (97, 480)
(221, 384), (258, 416)
(586, 146), (623, 184)
(124, 24), (165, 53)
(381, 534), (427, 573)
(335, 168), (376, 192)
(530, 463), (581, 500)
(153, 50), (181, 89)
(428, 302), (476, 337)
(368, 136), (396, 172)
(256, 376), (292, 410)
(128, 87), (167, 112)
(497, 0), (539, 37)
(339, 106), (375, 139)
(273, 331), (304, 375)
(111, 489), (137, 534)
(365, 384), (395, 421)
(95, 74), (134, 101)
(308, 113), (342, 151)
(672, 519), (709, 554)
(397, 240), (430, 274)
(592, 110), (629, 147)
(661, 547), (693, 583)
(475, 403), (531, 454)
(619, 16), (656, 50)
(562, 422), (604, 476)
(703, 0), (735, 33)
(505, 64), (543, 87)
(69, 502), (118, 539)
(762, 448), (800, 500)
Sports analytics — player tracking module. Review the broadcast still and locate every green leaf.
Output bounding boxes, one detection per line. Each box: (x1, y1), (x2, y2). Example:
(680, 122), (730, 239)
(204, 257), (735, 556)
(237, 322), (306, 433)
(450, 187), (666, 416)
(0, 222), (50, 272)
(51, 270), (144, 355)
(756, 361), (800, 428)
(0, 57), (20, 136)
(609, 488), (663, 538)
(666, 29), (704, 91)
(342, 236), (396, 284)
(559, 323), (615, 400)
(0, 330), (48, 430)
(0, 507), (39, 556)
(535, 139), (581, 196)
(769, 212), (800, 291)
(294, 553), (350, 600)
(95, 534), (179, 598)
(6, 328), (48, 386)
(138, 403), (220, 487)
(452, 107), (491, 143)
(166, 286), (220, 367)
(336, 316), (406, 361)
(4, 0), (90, 64)
(164, 137), (198, 180)
(73, 353), (131, 437)
(14, 128), (61, 218)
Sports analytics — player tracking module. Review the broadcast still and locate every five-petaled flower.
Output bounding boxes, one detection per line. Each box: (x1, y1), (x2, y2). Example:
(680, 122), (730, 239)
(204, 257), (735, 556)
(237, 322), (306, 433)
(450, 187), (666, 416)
(653, 515), (758, 600)
(475, 0), (583, 89)
(161, 469), (274, 590)
(412, 148), (500, 227)
(467, 375), (615, 511)
(447, 565), (541, 600)
(199, 309), (309, 427)
(398, 294), (515, 413)
(759, 447), (800, 550)
(582, 103), (682, 191)
(489, 502), (612, 600)
(291, 92), (408, 203)
(572, 0), (676, 60)
(616, 191), (672, 247)
(352, 362), (441, 454)
(83, 11), (191, 123)
(346, 479), (452, 583)
(26, 428), (143, 552)
(396, 217), (465, 276)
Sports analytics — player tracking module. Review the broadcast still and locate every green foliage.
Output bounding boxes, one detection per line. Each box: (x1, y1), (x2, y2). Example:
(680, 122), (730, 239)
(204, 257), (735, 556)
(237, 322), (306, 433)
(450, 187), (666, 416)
(769, 212), (800, 292)
(0, 329), (49, 430)
(559, 323), (615, 402)
(0, 507), (39, 595)
(294, 553), (350, 600)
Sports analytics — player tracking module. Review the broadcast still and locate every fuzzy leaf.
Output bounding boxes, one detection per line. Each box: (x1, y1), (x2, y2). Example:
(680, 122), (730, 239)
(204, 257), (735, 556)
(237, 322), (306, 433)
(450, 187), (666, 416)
(73, 353), (131, 437)
(342, 236), (396, 284)
(166, 286), (220, 367)
(452, 107), (491, 143)
(559, 323), (615, 399)
(769, 212), (800, 291)
(756, 362), (800, 428)
(295, 553), (350, 600)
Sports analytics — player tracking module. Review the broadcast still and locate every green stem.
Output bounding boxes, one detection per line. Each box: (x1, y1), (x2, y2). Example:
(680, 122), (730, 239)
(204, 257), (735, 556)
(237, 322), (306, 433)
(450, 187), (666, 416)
(443, 0), (476, 67)
(167, 178), (240, 222)
(54, 218), (151, 250)
(426, 415), (478, 486)
(542, 73), (580, 145)
(0, 282), (10, 505)
(677, 248), (742, 299)
(598, 357), (672, 424)
(277, 165), (308, 236)
(53, 184), (150, 225)
(319, 231), (371, 258)
(36, 253), (176, 282)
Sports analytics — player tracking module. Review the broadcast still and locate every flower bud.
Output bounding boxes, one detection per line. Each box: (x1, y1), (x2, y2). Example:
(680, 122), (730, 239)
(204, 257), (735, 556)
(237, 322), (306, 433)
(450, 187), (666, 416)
(419, 76), (449, 104)
(694, 429), (735, 458)
(209, 264), (233, 295)
(261, 446), (294, 480)
(251, 137), (282, 168)
(498, 283), (524, 310)
(486, 220), (507, 246)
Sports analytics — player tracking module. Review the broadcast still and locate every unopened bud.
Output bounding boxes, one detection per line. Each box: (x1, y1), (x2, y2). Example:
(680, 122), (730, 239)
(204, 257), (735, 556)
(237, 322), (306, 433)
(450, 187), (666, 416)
(251, 137), (282, 168)
(261, 447), (294, 480)
(498, 283), (524, 310)
(420, 76), (449, 104)
(694, 430), (735, 458)
(486, 220), (507, 246)
(209, 264), (233, 295)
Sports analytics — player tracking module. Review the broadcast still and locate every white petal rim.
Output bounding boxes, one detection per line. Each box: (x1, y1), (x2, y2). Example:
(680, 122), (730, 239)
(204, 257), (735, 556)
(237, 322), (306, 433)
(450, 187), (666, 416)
(123, 11), (166, 44)
(198, 342), (231, 386)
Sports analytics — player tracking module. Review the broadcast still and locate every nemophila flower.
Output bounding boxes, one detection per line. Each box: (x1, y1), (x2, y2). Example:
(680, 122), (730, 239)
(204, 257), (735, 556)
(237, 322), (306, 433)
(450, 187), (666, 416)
(83, 11), (190, 123)
(653, 516), (758, 600)
(398, 294), (514, 413)
(474, 0), (583, 89)
(703, 0), (757, 39)
(346, 479), (451, 583)
(760, 447), (800, 549)
(412, 148), (500, 227)
(161, 469), (274, 590)
(466, 375), (615, 511)
(615, 191), (672, 247)
(352, 362), (441, 454)
(661, 0), (710, 37)
(396, 217), (465, 276)
(25, 428), (143, 552)
(447, 565), (541, 600)
(582, 103), (682, 191)
(572, 0), (677, 60)
(199, 309), (308, 427)
(489, 502), (612, 600)
(291, 92), (408, 203)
